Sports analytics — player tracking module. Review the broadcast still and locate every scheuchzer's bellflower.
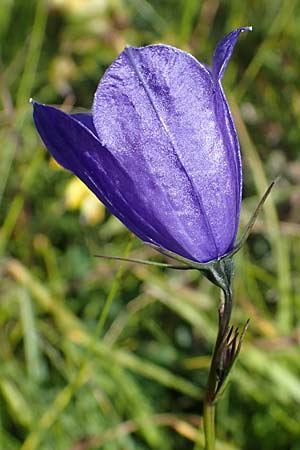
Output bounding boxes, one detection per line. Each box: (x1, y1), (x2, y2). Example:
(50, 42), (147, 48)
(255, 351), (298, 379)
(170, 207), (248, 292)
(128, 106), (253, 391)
(32, 27), (252, 267)
(33, 28), (279, 448)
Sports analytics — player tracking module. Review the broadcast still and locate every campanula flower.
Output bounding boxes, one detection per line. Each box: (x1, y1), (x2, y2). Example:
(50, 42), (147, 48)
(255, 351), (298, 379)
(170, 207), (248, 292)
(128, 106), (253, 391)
(32, 27), (251, 264)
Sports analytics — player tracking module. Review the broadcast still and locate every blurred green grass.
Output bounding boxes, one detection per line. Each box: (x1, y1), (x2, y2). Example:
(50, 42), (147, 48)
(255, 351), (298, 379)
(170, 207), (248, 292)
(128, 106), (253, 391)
(1, 1), (300, 449)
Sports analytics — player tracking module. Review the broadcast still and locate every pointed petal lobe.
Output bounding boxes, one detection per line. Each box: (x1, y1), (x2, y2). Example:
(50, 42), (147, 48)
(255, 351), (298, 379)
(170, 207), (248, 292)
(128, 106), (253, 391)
(212, 26), (252, 82)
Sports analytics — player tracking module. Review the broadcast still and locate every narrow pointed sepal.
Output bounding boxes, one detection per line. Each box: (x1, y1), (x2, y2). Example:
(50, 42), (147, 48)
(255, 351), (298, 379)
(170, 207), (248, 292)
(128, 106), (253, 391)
(147, 243), (214, 269)
(93, 254), (190, 270)
(230, 179), (278, 257)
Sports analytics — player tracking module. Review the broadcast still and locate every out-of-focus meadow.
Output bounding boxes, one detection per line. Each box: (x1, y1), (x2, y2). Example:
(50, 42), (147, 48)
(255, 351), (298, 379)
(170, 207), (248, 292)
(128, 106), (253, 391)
(1, 1), (300, 449)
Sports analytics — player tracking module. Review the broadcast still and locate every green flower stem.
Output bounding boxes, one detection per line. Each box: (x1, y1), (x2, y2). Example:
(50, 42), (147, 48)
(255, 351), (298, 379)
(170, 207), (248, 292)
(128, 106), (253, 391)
(204, 287), (232, 449)
(203, 400), (215, 450)
(194, 280), (233, 450)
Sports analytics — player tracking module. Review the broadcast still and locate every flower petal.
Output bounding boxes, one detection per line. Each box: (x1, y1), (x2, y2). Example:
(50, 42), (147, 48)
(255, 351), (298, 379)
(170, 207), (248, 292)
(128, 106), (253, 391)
(71, 113), (97, 136)
(32, 101), (195, 259)
(92, 34), (247, 262)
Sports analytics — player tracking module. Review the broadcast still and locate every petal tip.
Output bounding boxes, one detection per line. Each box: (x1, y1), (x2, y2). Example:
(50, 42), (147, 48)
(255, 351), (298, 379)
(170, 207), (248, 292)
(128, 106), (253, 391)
(124, 44), (136, 53)
(30, 98), (42, 109)
(212, 27), (251, 82)
(31, 99), (43, 110)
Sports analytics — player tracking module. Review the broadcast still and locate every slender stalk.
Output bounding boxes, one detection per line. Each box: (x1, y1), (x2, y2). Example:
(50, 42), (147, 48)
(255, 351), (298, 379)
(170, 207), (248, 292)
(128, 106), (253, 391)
(194, 284), (233, 450)
(203, 401), (215, 450)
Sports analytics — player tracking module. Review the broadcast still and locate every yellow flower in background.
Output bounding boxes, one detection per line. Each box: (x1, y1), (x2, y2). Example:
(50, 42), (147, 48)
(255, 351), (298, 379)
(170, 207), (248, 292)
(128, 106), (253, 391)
(80, 193), (105, 225)
(48, 157), (105, 225)
(65, 177), (105, 225)
(64, 177), (86, 209)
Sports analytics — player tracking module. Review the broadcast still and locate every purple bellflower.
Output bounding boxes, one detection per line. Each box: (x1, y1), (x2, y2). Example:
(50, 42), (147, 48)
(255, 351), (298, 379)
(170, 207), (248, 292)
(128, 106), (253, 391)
(32, 27), (252, 266)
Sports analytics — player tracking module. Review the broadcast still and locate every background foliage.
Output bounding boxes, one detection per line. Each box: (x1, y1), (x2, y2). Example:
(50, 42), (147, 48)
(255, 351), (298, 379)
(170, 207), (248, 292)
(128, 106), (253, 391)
(1, 1), (300, 449)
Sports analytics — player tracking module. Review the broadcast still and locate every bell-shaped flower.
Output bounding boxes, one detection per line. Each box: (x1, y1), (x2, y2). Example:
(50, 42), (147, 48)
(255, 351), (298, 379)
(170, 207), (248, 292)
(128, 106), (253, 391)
(32, 27), (251, 264)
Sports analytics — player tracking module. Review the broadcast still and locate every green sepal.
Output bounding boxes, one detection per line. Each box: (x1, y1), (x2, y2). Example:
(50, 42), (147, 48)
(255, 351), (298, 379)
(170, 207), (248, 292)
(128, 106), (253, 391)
(229, 178), (277, 257)
(147, 243), (218, 270)
(94, 254), (190, 270)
